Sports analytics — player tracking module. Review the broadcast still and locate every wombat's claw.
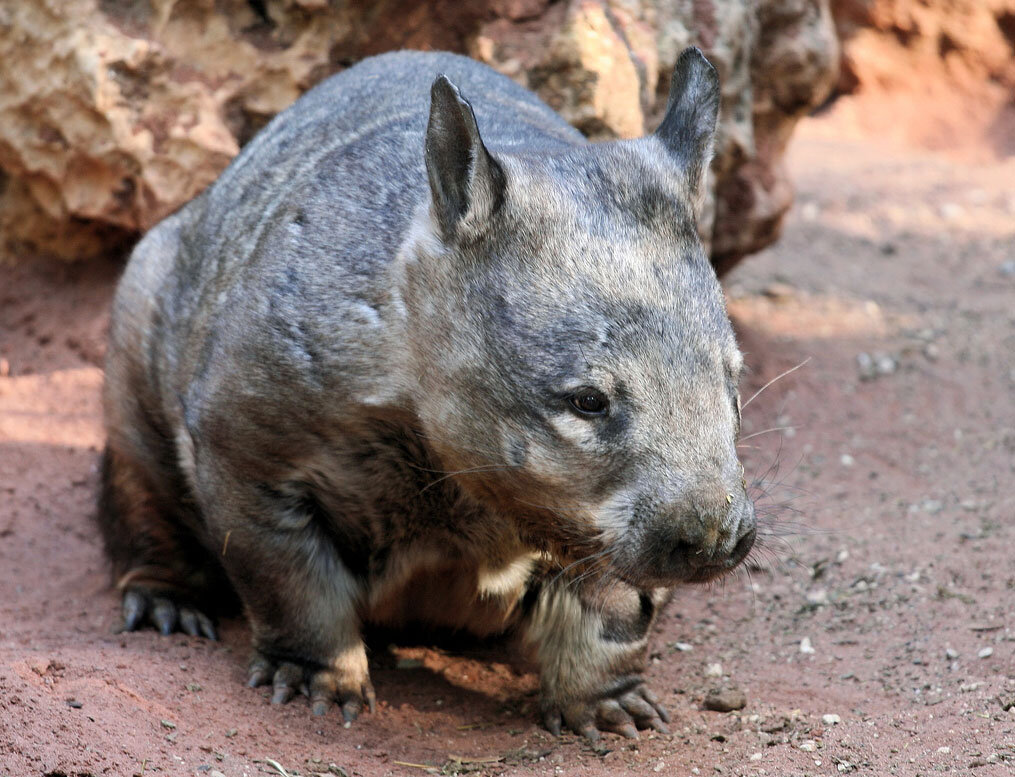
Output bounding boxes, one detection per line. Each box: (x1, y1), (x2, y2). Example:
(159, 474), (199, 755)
(248, 652), (376, 724)
(543, 684), (670, 740)
(120, 588), (217, 639)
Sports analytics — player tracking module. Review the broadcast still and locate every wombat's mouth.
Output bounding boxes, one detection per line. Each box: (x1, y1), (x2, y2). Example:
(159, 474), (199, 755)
(679, 525), (757, 584)
(618, 525), (757, 589)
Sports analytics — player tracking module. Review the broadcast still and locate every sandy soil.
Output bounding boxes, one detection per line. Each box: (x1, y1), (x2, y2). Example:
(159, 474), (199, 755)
(1, 116), (1013, 777)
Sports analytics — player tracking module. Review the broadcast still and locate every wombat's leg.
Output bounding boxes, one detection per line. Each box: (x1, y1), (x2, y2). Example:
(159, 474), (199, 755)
(98, 445), (219, 639)
(206, 479), (375, 722)
(520, 570), (671, 740)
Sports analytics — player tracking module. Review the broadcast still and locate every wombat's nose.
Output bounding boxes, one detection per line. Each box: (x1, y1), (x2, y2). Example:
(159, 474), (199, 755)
(667, 490), (755, 575)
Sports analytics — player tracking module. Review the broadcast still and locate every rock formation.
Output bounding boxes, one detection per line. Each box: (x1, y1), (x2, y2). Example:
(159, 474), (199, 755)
(830, 1), (1015, 155)
(0, 0), (840, 273)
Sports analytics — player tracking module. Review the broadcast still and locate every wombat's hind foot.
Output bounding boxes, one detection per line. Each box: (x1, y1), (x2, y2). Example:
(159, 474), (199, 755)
(119, 584), (218, 640)
(248, 647), (376, 723)
(542, 681), (670, 740)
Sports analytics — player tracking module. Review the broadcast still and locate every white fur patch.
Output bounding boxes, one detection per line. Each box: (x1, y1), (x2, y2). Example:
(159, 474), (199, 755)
(477, 554), (537, 600)
(174, 426), (197, 487)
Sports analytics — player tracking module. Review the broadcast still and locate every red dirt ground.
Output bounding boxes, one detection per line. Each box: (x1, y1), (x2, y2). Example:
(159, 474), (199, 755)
(1, 116), (1013, 776)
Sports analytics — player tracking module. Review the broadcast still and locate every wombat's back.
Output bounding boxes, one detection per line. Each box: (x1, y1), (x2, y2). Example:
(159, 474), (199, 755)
(143, 52), (587, 396)
(188, 51), (584, 280)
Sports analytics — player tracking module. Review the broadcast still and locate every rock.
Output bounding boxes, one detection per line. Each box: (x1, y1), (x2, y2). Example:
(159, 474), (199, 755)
(704, 662), (724, 677)
(978, 647), (993, 659)
(875, 353), (898, 376)
(1, 0), (839, 271)
(830, 1), (1015, 153)
(800, 636), (815, 654)
(858, 351), (898, 380)
(806, 588), (830, 605)
(703, 687), (748, 712)
(799, 739), (818, 752)
(857, 352), (876, 380)
(822, 713), (841, 725)
(760, 714), (790, 733)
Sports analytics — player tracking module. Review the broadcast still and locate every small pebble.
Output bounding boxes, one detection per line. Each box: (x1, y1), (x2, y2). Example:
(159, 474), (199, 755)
(978, 647), (993, 659)
(749, 752), (763, 762)
(704, 662), (723, 678)
(799, 740), (817, 752)
(800, 637), (815, 654)
(806, 589), (829, 606)
(937, 746), (951, 754)
(944, 648), (958, 660)
(822, 714), (841, 726)
(857, 352), (875, 380)
(66, 700), (83, 709)
(653, 760), (665, 772)
(703, 688), (747, 712)
(673, 642), (693, 652)
(840, 454), (855, 467)
(875, 353), (897, 375)
(857, 352), (898, 380)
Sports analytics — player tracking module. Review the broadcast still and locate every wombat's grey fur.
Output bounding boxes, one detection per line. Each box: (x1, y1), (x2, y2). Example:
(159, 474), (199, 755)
(98, 48), (755, 739)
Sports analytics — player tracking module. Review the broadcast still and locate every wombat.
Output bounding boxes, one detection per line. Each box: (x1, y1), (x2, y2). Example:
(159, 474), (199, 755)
(98, 48), (755, 739)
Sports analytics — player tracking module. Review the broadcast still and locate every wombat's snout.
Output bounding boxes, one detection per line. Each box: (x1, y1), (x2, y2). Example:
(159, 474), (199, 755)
(650, 485), (757, 584)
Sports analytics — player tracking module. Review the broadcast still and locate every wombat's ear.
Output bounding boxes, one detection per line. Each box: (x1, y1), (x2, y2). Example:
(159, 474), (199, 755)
(655, 47), (720, 203)
(425, 74), (505, 238)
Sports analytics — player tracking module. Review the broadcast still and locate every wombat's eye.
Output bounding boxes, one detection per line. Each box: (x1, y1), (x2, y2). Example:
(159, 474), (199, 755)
(568, 388), (609, 417)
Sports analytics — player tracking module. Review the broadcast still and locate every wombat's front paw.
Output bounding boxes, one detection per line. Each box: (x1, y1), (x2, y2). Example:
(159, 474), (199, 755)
(248, 648), (376, 723)
(541, 680), (670, 740)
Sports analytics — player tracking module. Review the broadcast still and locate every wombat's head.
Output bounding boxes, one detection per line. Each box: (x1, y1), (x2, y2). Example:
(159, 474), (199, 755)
(402, 49), (754, 588)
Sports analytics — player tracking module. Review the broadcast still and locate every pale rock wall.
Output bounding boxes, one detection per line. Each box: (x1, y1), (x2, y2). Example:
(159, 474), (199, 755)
(829, 1), (1015, 155)
(0, 0), (839, 273)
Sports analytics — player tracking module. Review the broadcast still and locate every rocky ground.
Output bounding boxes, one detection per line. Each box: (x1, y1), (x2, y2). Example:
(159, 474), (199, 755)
(1, 114), (1013, 776)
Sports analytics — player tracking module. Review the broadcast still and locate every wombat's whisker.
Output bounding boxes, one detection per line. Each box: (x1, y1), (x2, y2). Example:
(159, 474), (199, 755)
(738, 425), (796, 443)
(417, 463), (519, 494)
(548, 548), (613, 589)
(740, 357), (810, 410)
(408, 431), (505, 463)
